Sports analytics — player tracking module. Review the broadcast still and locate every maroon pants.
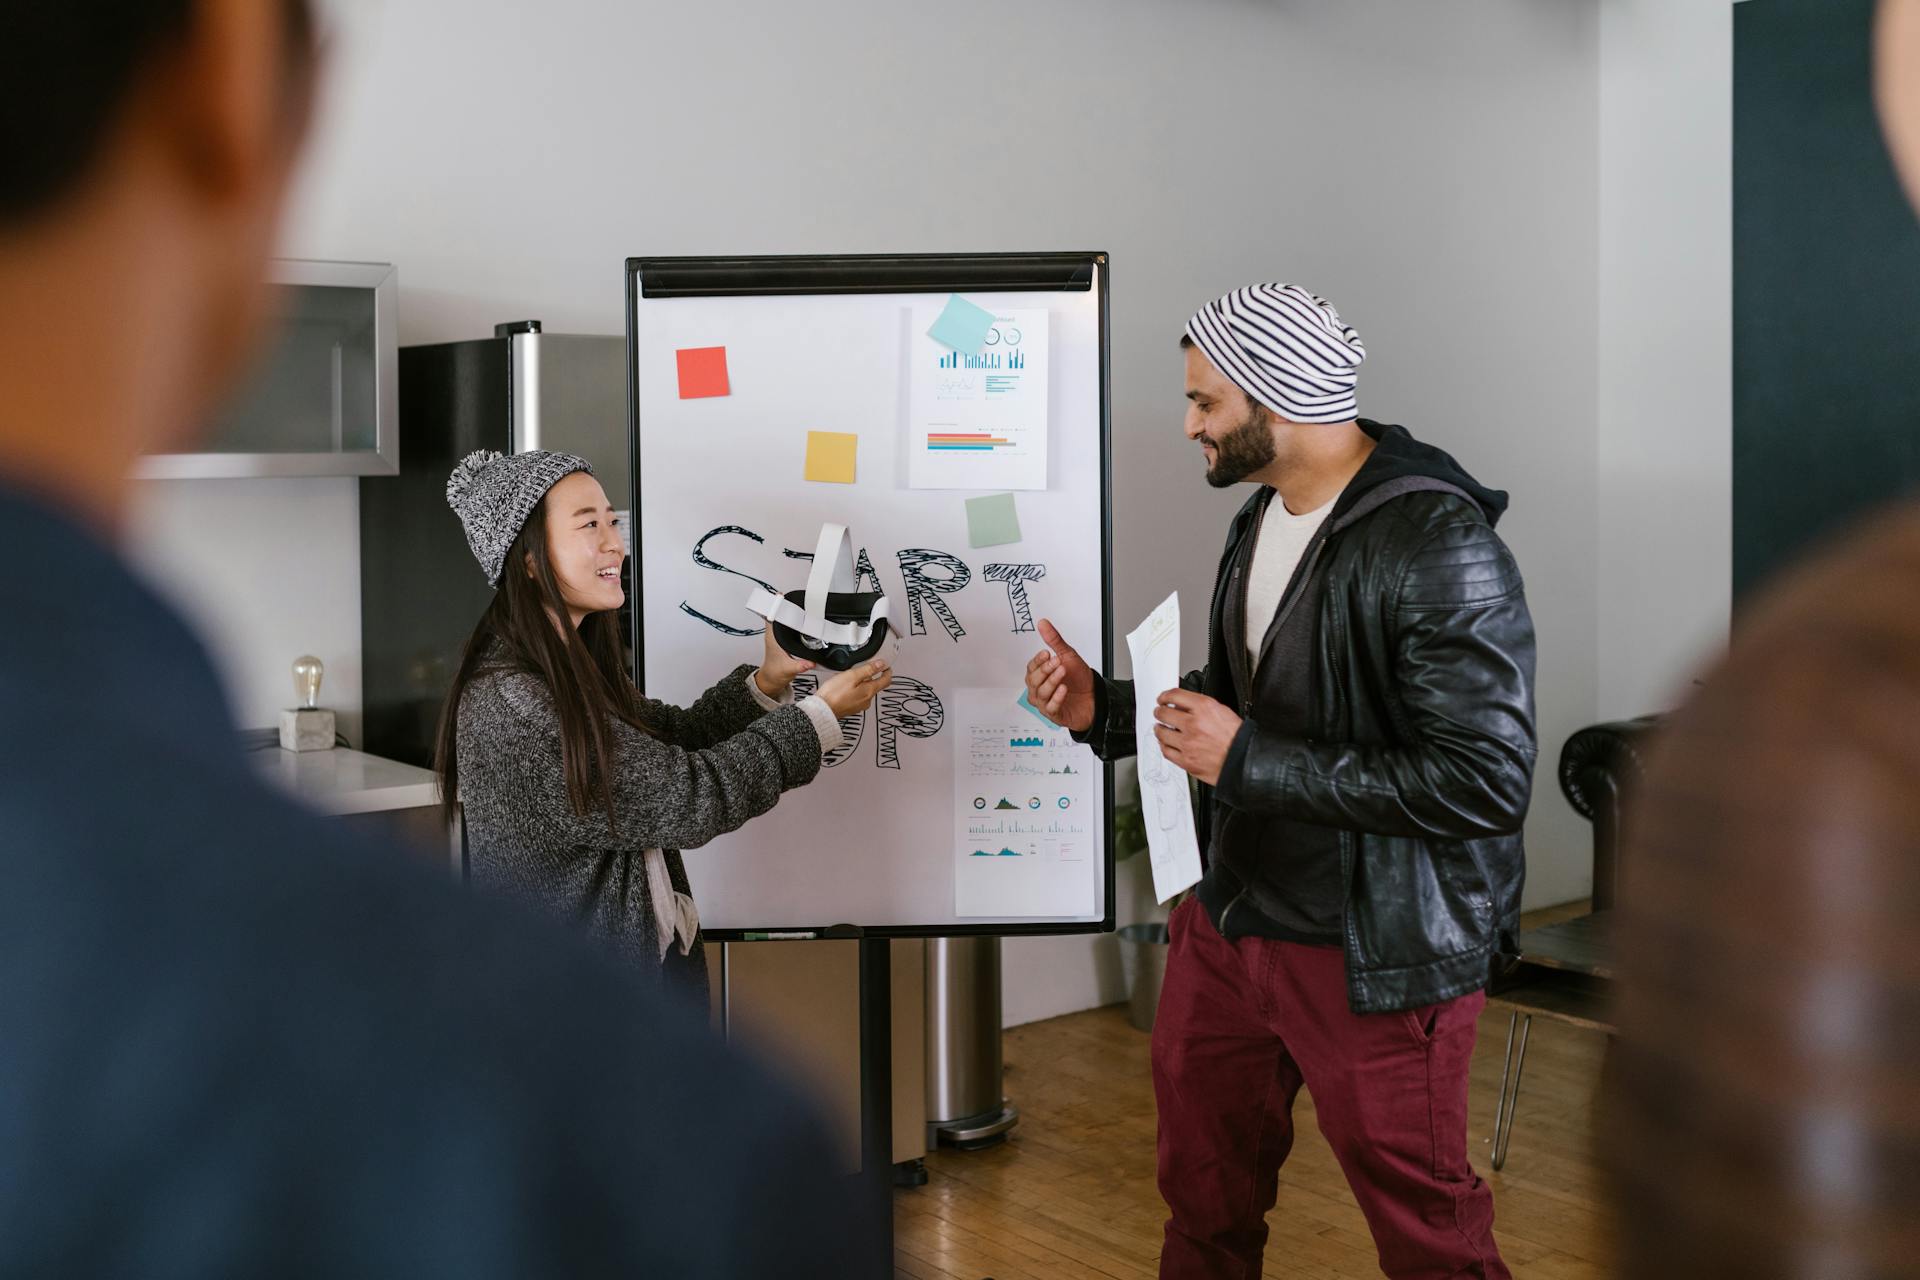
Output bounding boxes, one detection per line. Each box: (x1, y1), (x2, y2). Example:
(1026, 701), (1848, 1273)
(1150, 897), (1508, 1280)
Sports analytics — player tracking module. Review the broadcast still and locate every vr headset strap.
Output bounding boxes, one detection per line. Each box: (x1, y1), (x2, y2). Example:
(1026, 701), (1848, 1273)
(742, 522), (891, 649)
(802, 523), (856, 634)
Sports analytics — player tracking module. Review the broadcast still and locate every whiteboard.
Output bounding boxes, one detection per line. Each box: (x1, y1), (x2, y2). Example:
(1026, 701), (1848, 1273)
(627, 254), (1113, 936)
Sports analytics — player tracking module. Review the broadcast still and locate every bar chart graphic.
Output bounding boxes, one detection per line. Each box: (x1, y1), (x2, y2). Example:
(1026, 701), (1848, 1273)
(935, 349), (1026, 371)
(926, 432), (1013, 452)
(936, 351), (1029, 370)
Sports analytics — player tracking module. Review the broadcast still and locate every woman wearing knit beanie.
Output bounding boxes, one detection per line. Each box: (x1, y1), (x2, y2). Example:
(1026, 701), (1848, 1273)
(433, 449), (891, 1001)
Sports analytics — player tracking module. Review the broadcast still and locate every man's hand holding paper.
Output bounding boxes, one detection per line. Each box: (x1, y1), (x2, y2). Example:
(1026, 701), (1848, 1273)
(1152, 689), (1242, 788)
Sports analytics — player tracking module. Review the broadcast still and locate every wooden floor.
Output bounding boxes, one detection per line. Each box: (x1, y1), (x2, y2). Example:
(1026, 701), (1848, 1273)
(895, 903), (1611, 1279)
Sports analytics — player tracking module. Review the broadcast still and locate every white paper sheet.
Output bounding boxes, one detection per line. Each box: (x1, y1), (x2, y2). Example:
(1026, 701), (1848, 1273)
(1126, 592), (1203, 903)
(951, 686), (1097, 919)
(907, 307), (1050, 491)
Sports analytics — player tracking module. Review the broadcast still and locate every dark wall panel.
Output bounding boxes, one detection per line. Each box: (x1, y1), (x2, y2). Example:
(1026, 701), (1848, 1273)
(1735, 0), (1920, 598)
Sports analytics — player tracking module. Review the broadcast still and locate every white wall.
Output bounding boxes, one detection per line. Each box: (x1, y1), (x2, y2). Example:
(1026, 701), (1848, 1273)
(135, 0), (1736, 1026)
(1597, 0), (1734, 721)
(127, 479), (364, 745)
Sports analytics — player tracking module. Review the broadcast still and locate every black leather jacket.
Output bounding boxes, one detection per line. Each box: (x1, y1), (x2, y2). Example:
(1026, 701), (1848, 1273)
(1082, 421), (1537, 1013)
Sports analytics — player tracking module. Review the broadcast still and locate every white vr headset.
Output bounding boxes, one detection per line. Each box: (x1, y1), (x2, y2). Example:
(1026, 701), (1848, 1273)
(744, 523), (896, 672)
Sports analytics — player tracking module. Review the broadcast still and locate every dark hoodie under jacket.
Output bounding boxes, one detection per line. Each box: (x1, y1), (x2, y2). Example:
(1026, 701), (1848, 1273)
(1079, 420), (1538, 1015)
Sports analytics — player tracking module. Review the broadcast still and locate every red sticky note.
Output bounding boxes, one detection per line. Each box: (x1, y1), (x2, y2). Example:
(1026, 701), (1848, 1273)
(676, 346), (730, 399)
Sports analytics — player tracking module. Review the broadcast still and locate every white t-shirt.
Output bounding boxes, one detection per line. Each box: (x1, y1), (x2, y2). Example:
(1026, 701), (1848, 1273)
(1245, 491), (1336, 663)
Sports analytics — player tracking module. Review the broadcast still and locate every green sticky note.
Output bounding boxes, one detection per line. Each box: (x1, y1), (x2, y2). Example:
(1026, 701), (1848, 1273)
(965, 492), (1022, 548)
(928, 294), (996, 352)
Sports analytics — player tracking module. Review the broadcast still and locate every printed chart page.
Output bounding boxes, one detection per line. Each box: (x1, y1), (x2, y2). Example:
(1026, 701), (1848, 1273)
(908, 307), (1050, 490)
(951, 686), (1097, 918)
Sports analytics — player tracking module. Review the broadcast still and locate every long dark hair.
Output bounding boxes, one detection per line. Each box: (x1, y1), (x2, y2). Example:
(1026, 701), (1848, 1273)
(434, 500), (653, 831)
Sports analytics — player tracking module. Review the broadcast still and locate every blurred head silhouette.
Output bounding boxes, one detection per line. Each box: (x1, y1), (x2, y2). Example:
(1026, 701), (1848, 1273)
(0, 1), (316, 530)
(1609, 4), (1920, 1275)
(0, 8), (878, 1277)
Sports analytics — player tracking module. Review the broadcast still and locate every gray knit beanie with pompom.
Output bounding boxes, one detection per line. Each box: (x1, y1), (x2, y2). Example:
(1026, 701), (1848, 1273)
(446, 449), (593, 586)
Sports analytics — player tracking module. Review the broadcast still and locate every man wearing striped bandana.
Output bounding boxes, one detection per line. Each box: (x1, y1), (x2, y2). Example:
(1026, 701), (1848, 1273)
(1025, 283), (1537, 1278)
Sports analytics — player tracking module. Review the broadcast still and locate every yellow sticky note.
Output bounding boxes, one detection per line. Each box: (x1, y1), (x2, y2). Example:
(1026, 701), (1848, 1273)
(804, 431), (858, 484)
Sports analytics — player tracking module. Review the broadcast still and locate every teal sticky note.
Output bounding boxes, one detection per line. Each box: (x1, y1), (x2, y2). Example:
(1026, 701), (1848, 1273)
(965, 492), (1022, 548)
(1016, 690), (1055, 726)
(928, 294), (996, 352)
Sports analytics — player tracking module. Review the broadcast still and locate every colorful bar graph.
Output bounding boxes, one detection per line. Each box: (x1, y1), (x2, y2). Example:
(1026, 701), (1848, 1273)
(927, 432), (1012, 452)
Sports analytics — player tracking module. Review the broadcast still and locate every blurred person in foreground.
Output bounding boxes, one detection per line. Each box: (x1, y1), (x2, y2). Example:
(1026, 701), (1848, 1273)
(0, 3), (865, 1274)
(1609, 2), (1920, 1274)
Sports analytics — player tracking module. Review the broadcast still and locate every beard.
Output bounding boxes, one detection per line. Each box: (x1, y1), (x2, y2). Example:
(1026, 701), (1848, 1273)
(1203, 399), (1277, 488)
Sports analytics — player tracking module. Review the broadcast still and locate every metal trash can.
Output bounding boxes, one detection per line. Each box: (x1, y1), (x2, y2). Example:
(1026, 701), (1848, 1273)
(1119, 922), (1170, 1033)
(925, 936), (1019, 1150)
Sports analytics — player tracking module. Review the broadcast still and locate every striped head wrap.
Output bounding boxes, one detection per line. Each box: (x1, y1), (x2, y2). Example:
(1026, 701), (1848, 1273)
(1184, 283), (1367, 424)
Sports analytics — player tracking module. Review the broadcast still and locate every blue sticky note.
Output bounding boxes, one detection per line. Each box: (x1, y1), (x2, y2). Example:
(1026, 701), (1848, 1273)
(928, 294), (996, 353)
(1016, 690), (1055, 726)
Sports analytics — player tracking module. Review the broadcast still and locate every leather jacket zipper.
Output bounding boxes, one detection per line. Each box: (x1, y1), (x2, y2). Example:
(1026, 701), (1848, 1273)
(1204, 532), (1232, 700)
(1235, 561), (1255, 715)
(1325, 556), (1350, 734)
(1226, 566), (1247, 710)
(1230, 496), (1270, 712)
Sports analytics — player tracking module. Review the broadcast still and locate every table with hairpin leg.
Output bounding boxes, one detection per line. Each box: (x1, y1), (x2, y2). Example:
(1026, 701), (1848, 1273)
(1486, 910), (1614, 1170)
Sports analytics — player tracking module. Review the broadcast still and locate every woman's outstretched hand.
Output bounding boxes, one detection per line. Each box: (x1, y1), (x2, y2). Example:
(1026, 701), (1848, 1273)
(754, 627), (817, 698)
(816, 658), (893, 719)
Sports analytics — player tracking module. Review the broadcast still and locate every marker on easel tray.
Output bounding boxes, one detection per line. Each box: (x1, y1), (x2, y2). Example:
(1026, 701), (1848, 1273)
(743, 931), (818, 942)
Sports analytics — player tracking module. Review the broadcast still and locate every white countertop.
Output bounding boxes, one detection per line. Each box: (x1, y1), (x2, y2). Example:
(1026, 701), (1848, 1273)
(256, 745), (442, 817)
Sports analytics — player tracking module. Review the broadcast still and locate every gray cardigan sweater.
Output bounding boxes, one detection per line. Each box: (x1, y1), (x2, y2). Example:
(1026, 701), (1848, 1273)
(457, 661), (823, 997)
